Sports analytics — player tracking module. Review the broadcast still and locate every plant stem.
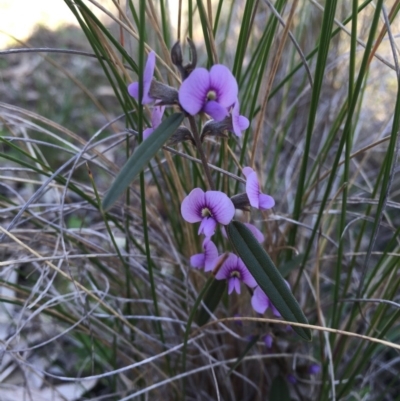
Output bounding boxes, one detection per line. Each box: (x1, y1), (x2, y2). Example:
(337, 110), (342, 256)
(188, 115), (215, 190)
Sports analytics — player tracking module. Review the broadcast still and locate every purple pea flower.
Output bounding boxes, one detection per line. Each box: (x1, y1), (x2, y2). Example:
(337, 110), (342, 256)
(190, 238), (219, 272)
(251, 286), (281, 317)
(181, 188), (235, 237)
(231, 99), (249, 137)
(243, 167), (275, 210)
(215, 253), (257, 294)
(143, 105), (165, 140)
(178, 65), (238, 121)
(128, 51), (156, 104)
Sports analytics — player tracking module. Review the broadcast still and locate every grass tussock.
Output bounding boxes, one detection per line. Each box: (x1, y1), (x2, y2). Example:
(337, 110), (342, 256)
(1, 1), (400, 400)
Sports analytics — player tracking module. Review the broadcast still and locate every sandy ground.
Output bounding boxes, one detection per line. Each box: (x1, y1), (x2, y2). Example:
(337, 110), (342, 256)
(0, 0), (118, 49)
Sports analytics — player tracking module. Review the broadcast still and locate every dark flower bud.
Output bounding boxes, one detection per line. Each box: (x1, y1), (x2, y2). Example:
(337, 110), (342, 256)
(170, 38), (198, 80)
(230, 193), (250, 211)
(185, 37), (197, 75)
(200, 117), (231, 141)
(168, 126), (195, 146)
(149, 80), (179, 105)
(171, 41), (183, 67)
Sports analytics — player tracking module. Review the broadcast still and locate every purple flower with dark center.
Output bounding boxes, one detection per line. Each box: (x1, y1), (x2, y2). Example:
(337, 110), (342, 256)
(143, 105), (165, 140)
(231, 99), (249, 137)
(128, 51), (156, 104)
(190, 238), (219, 272)
(215, 253), (257, 294)
(181, 188), (235, 237)
(251, 286), (281, 317)
(243, 167), (275, 210)
(178, 65), (238, 121)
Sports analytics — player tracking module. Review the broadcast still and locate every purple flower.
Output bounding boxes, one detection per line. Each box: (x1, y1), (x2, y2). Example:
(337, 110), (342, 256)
(251, 286), (281, 316)
(287, 374), (297, 384)
(190, 238), (219, 272)
(143, 105), (165, 140)
(178, 65), (238, 121)
(128, 51), (156, 104)
(308, 364), (321, 375)
(263, 334), (273, 349)
(181, 188), (235, 237)
(231, 100), (249, 137)
(243, 167), (275, 210)
(215, 253), (257, 294)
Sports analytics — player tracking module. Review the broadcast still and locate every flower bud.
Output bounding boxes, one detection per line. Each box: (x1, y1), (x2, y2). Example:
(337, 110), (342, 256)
(168, 126), (194, 146)
(230, 193), (250, 211)
(170, 38), (198, 80)
(149, 81), (179, 105)
(171, 41), (183, 68)
(200, 118), (231, 141)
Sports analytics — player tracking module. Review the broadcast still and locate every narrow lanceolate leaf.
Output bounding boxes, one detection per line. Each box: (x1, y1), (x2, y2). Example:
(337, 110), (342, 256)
(102, 112), (185, 210)
(227, 221), (311, 341)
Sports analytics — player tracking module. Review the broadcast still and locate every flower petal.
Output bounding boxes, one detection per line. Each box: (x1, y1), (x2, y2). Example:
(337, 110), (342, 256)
(151, 105), (165, 128)
(227, 278), (236, 294)
(181, 188), (205, 223)
(271, 304), (281, 317)
(143, 127), (154, 140)
(242, 166), (254, 178)
(198, 217), (217, 237)
(238, 259), (257, 288)
(178, 68), (210, 115)
(203, 239), (219, 272)
(259, 193), (275, 210)
(127, 51), (156, 104)
(128, 82), (139, 99)
(233, 277), (241, 294)
(245, 171), (260, 208)
(190, 253), (205, 269)
(143, 51), (156, 104)
(203, 100), (229, 121)
(251, 286), (270, 314)
(231, 100), (249, 137)
(209, 64), (238, 108)
(244, 223), (264, 243)
(205, 191), (235, 225)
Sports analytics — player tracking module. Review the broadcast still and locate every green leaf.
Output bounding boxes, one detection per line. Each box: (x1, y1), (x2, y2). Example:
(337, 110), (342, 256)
(269, 375), (291, 401)
(196, 279), (226, 326)
(102, 112), (185, 210)
(226, 221), (311, 341)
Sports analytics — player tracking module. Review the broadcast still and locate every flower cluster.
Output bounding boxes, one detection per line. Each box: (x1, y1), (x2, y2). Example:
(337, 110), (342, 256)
(128, 41), (278, 315)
